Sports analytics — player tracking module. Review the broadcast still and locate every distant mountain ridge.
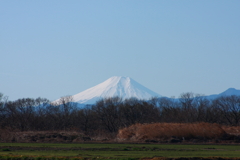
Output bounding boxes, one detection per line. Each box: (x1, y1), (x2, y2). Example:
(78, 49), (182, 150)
(54, 76), (240, 105)
(70, 76), (161, 104)
(206, 88), (240, 99)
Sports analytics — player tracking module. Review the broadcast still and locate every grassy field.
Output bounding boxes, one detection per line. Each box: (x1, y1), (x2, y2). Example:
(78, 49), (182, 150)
(0, 143), (240, 159)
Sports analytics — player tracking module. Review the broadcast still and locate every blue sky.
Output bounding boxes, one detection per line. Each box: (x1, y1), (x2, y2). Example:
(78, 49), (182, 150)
(1, 0), (240, 101)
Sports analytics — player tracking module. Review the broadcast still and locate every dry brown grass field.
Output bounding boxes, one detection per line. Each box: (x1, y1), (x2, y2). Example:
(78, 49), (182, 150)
(222, 125), (240, 136)
(117, 122), (240, 143)
(1, 122), (240, 143)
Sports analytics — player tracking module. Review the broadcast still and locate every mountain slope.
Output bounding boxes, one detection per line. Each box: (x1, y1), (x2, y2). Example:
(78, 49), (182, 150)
(71, 76), (161, 104)
(207, 88), (240, 99)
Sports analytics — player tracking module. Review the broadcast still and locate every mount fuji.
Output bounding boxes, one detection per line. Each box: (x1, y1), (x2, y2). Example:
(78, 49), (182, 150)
(54, 76), (240, 105)
(69, 76), (161, 105)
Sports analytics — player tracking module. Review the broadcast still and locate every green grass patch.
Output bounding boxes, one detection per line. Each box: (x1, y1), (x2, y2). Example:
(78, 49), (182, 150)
(0, 143), (240, 159)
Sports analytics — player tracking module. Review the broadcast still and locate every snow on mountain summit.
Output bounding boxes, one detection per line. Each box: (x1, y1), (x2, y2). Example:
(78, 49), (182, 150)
(71, 76), (161, 104)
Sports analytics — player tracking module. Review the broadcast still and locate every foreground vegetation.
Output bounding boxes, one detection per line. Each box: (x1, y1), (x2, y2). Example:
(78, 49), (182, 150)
(1, 93), (240, 135)
(117, 122), (240, 143)
(1, 122), (240, 143)
(1, 93), (240, 159)
(1, 143), (240, 159)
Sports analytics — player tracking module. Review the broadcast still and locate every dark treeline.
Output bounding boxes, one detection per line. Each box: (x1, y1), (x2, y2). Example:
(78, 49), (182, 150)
(0, 92), (240, 135)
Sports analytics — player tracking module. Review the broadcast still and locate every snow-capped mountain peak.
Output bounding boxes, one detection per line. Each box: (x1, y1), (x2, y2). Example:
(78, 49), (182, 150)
(71, 76), (161, 104)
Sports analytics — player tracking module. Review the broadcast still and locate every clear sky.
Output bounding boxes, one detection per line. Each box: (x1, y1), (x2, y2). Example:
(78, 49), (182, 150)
(1, 0), (240, 101)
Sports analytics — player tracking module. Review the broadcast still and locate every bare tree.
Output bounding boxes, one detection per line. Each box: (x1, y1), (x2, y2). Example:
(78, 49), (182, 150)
(75, 105), (97, 133)
(156, 97), (182, 122)
(5, 98), (38, 131)
(214, 95), (240, 125)
(49, 96), (77, 130)
(0, 93), (8, 128)
(120, 98), (160, 126)
(31, 98), (50, 130)
(92, 97), (122, 132)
